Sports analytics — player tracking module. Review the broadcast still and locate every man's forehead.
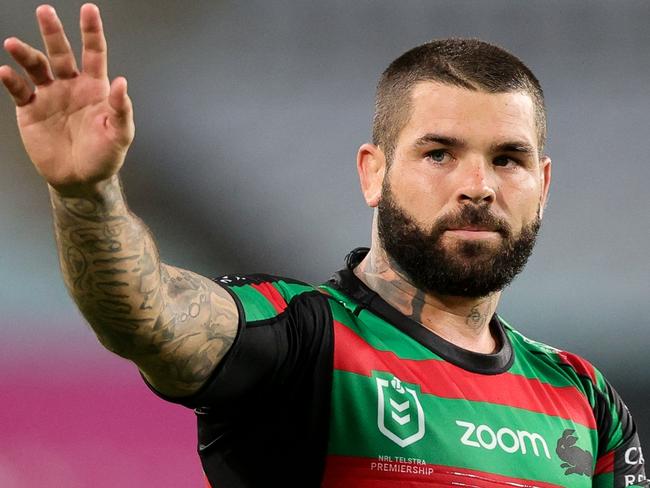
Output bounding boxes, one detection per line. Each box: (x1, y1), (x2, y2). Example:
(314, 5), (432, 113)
(402, 81), (538, 148)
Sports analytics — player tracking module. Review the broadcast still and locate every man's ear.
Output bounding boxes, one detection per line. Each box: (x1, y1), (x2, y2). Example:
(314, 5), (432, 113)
(357, 143), (386, 208)
(539, 155), (552, 219)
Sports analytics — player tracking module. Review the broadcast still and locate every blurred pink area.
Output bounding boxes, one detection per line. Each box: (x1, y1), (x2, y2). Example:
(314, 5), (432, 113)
(0, 340), (203, 488)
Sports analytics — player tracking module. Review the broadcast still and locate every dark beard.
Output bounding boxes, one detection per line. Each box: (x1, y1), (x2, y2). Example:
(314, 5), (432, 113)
(377, 179), (541, 298)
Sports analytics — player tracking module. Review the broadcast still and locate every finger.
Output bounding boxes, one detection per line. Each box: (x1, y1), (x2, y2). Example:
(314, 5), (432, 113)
(108, 77), (133, 133)
(4, 37), (54, 86)
(80, 3), (107, 79)
(0, 65), (34, 106)
(36, 5), (79, 78)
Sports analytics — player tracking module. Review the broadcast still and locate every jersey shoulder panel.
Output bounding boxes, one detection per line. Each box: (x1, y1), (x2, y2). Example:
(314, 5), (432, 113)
(503, 321), (617, 402)
(503, 320), (609, 411)
(215, 273), (317, 323)
(503, 319), (597, 383)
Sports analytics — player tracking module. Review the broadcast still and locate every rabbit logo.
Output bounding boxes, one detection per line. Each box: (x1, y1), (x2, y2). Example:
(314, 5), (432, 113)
(556, 429), (593, 476)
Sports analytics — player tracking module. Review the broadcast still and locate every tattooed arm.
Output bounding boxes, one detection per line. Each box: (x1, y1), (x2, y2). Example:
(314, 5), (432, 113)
(2, 6), (238, 397)
(50, 176), (238, 397)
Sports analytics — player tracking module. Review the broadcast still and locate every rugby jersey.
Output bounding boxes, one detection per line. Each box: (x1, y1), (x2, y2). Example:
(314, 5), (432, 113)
(147, 248), (647, 487)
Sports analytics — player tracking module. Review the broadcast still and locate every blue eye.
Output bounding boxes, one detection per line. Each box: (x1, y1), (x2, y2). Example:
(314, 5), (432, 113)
(425, 149), (449, 164)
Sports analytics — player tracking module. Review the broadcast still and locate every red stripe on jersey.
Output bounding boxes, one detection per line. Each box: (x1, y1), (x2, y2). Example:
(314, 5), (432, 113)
(250, 282), (287, 314)
(594, 451), (615, 475)
(322, 455), (564, 488)
(557, 351), (597, 384)
(333, 321), (596, 429)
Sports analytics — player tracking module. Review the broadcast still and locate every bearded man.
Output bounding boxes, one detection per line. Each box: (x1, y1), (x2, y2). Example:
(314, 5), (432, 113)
(1, 4), (646, 488)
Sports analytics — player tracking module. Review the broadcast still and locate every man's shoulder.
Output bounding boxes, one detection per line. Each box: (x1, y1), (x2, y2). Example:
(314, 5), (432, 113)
(213, 273), (327, 323)
(502, 318), (605, 390)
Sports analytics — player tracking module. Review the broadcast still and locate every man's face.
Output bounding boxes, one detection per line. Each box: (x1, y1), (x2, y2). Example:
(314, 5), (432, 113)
(376, 82), (551, 297)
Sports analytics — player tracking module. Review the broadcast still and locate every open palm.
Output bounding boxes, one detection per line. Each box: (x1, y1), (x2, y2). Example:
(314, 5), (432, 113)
(0, 4), (134, 194)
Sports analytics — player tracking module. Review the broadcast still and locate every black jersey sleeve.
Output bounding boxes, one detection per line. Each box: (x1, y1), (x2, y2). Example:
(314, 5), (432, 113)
(143, 274), (335, 487)
(593, 381), (648, 487)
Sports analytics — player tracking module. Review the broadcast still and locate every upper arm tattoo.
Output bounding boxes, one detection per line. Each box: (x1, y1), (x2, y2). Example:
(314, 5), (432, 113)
(138, 266), (239, 397)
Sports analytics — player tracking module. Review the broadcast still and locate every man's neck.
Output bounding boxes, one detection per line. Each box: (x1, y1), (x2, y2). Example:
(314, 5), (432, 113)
(353, 246), (501, 354)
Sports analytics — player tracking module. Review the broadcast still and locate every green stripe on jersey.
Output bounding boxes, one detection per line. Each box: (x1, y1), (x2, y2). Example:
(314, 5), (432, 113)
(594, 472), (614, 487)
(329, 369), (597, 486)
(507, 332), (592, 391)
(229, 280), (315, 322)
(273, 280), (315, 301)
(230, 284), (279, 321)
(327, 297), (443, 361)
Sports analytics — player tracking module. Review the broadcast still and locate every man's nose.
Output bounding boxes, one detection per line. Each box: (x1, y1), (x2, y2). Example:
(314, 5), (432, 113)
(454, 158), (497, 205)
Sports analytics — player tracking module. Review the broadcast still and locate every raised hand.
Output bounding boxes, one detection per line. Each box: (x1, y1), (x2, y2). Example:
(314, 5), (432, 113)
(0, 3), (134, 195)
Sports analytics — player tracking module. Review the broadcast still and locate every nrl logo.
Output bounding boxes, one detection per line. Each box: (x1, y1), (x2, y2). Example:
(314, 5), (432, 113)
(376, 374), (425, 448)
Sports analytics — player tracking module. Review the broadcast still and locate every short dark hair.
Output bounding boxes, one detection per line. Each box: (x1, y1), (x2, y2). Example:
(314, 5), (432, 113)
(372, 39), (546, 162)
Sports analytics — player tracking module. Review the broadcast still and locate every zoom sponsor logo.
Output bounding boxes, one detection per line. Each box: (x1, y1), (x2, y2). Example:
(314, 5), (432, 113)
(456, 420), (551, 459)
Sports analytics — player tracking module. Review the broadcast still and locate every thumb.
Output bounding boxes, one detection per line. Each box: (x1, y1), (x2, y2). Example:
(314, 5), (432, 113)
(108, 76), (133, 128)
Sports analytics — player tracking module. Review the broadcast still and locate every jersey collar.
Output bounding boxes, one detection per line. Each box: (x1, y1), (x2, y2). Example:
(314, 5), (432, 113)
(328, 247), (514, 375)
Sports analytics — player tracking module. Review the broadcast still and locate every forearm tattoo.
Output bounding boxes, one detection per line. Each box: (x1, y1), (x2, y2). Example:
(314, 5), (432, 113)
(50, 177), (237, 395)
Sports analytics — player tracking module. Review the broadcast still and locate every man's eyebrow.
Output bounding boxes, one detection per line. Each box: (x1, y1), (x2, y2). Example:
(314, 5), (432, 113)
(491, 141), (536, 154)
(412, 134), (536, 155)
(413, 133), (467, 148)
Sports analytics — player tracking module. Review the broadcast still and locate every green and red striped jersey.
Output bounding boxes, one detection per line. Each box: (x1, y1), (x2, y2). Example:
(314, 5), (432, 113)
(146, 249), (647, 488)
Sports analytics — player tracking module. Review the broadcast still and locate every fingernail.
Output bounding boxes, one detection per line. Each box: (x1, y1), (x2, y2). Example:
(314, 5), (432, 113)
(37, 5), (55, 16)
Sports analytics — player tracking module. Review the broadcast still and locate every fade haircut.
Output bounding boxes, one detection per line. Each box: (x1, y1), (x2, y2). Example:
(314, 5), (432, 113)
(372, 39), (546, 162)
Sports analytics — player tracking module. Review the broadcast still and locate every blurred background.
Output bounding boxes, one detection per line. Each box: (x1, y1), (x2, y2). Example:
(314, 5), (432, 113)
(1, 1), (648, 486)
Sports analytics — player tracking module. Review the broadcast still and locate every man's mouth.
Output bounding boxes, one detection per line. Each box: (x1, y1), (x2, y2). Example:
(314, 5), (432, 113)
(444, 226), (502, 239)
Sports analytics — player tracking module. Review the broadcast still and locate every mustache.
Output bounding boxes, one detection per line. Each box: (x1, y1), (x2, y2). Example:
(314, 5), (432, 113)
(434, 205), (512, 237)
